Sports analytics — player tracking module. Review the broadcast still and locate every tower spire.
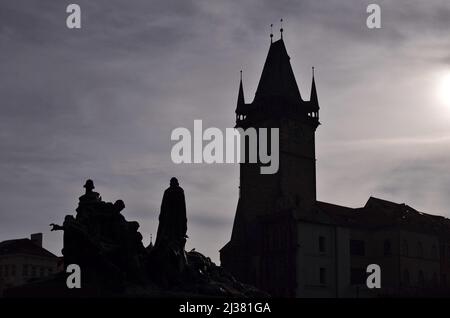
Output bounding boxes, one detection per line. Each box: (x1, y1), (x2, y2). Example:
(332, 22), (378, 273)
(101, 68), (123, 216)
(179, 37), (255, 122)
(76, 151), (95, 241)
(280, 18), (284, 39)
(255, 32), (302, 102)
(236, 70), (245, 111)
(310, 66), (319, 106)
(270, 24), (273, 43)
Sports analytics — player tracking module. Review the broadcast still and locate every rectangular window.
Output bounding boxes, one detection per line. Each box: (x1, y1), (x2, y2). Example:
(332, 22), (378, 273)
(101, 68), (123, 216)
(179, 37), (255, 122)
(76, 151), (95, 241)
(350, 240), (365, 256)
(5, 264), (9, 277)
(31, 266), (36, 277)
(319, 268), (326, 285)
(350, 267), (366, 285)
(384, 240), (392, 256)
(442, 274), (447, 287)
(319, 236), (326, 253)
(39, 267), (45, 277)
(11, 264), (16, 277)
(23, 264), (29, 276)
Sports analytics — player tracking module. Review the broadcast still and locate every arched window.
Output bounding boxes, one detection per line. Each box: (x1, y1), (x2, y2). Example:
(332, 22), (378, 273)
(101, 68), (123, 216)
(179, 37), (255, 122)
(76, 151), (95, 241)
(403, 269), (410, 286)
(417, 242), (424, 258)
(402, 240), (409, 256)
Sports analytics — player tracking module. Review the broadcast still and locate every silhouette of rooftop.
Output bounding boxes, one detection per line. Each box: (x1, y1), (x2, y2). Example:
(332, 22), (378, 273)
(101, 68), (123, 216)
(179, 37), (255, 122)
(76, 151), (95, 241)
(318, 196), (450, 235)
(254, 39), (303, 103)
(0, 238), (57, 258)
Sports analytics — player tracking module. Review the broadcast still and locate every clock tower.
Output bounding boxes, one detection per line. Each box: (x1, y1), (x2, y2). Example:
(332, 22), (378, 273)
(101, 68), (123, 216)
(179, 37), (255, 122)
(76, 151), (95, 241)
(220, 33), (320, 296)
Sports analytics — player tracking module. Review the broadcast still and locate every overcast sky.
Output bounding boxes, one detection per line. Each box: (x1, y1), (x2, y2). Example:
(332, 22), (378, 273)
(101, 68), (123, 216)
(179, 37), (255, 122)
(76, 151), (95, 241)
(1, 0), (450, 262)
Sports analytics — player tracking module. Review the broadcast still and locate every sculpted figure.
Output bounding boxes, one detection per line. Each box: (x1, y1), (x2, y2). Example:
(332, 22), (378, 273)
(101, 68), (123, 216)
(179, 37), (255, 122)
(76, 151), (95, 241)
(154, 177), (188, 249)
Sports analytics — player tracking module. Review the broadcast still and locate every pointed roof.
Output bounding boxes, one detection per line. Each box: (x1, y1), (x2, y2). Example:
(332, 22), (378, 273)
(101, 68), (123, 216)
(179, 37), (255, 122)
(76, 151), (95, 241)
(310, 68), (319, 107)
(236, 71), (245, 113)
(254, 39), (302, 103)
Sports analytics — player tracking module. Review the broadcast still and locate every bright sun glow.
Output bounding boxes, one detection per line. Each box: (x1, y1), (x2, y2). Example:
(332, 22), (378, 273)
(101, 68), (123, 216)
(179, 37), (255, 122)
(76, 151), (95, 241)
(438, 73), (450, 106)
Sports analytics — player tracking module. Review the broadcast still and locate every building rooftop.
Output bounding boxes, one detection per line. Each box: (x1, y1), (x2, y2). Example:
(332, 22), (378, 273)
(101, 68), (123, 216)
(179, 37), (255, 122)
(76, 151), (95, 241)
(0, 238), (57, 258)
(318, 196), (450, 235)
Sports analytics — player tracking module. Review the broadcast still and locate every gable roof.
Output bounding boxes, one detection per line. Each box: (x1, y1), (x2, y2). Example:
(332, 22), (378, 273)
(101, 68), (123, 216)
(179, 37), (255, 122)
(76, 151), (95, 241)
(363, 196), (450, 234)
(0, 238), (57, 258)
(316, 201), (358, 226)
(316, 196), (450, 235)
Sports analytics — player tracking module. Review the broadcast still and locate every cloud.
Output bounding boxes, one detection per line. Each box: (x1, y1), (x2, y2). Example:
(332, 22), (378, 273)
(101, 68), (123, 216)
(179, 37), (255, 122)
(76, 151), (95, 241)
(0, 0), (450, 262)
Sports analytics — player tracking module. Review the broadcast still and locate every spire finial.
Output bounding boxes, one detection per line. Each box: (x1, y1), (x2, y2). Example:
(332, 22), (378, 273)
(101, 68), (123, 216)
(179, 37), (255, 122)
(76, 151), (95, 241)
(270, 24), (273, 43)
(280, 18), (284, 39)
(237, 70), (245, 107)
(310, 67), (319, 106)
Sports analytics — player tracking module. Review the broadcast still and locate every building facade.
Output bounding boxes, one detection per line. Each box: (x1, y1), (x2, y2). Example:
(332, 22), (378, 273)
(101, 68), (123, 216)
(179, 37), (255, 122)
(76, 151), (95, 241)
(0, 233), (60, 296)
(220, 34), (450, 297)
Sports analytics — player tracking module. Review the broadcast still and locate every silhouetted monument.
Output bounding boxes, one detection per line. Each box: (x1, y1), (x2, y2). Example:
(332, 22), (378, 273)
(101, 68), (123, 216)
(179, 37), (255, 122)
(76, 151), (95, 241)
(154, 177), (188, 249)
(50, 179), (148, 292)
(5, 179), (267, 297)
(150, 177), (189, 286)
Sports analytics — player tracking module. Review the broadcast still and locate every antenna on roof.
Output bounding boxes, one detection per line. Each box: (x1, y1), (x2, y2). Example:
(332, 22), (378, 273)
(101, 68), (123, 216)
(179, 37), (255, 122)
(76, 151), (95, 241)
(240, 69), (243, 81)
(280, 18), (284, 39)
(270, 24), (273, 43)
(312, 66), (315, 78)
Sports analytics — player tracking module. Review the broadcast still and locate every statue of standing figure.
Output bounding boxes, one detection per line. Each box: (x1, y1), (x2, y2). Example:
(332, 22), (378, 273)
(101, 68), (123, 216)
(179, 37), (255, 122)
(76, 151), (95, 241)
(154, 177), (188, 250)
(151, 177), (188, 285)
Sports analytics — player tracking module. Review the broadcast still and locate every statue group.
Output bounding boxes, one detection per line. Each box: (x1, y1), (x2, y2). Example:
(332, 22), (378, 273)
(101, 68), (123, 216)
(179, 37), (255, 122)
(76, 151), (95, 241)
(46, 178), (266, 297)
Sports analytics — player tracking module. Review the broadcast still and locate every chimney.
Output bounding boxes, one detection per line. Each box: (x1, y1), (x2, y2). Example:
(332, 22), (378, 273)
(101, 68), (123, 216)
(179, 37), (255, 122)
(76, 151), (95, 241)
(30, 233), (43, 247)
